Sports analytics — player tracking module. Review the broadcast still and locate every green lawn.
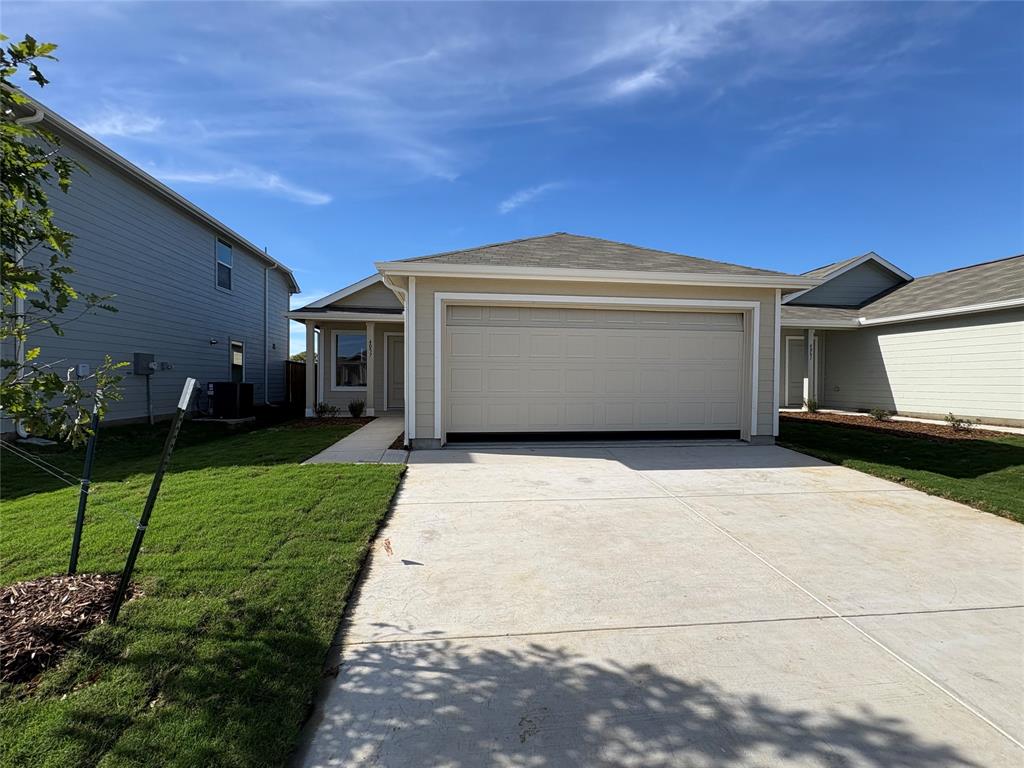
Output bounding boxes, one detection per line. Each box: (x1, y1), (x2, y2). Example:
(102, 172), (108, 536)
(778, 418), (1024, 523)
(1, 420), (404, 768)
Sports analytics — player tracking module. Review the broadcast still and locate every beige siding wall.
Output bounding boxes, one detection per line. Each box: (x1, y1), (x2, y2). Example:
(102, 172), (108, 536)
(316, 320), (402, 413)
(821, 309), (1024, 425)
(327, 280), (403, 310)
(409, 277), (778, 441)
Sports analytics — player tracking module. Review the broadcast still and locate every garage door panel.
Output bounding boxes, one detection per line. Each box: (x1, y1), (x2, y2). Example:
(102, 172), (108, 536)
(445, 306), (743, 433)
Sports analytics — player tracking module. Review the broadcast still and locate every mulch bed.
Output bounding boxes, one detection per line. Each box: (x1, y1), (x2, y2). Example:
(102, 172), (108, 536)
(388, 432), (406, 451)
(781, 411), (998, 442)
(290, 416), (375, 429)
(1, 573), (137, 685)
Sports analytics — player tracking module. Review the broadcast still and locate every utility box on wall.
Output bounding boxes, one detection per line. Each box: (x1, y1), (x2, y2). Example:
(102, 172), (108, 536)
(132, 352), (155, 376)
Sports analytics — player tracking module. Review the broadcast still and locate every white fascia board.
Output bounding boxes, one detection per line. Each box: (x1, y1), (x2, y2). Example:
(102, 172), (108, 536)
(306, 274), (383, 309)
(858, 298), (1024, 326)
(376, 261), (819, 290)
(784, 252), (912, 305)
(285, 311), (404, 322)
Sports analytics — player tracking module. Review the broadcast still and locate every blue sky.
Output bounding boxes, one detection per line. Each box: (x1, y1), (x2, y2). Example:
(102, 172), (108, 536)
(7, 1), (1023, 353)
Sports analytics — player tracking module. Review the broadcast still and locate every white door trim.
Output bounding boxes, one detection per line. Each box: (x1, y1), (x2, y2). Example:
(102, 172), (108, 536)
(383, 332), (403, 412)
(772, 289), (781, 436)
(433, 292), (763, 446)
(784, 335), (804, 407)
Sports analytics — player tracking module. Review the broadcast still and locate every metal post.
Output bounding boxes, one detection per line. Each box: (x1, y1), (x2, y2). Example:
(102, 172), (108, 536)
(109, 378), (197, 624)
(68, 395), (101, 575)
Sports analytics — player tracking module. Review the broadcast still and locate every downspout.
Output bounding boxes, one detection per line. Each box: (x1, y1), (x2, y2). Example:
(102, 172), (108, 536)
(263, 255), (276, 405)
(12, 103), (47, 438)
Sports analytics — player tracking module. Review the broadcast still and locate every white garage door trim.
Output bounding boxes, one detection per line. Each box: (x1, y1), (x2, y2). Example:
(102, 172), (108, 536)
(433, 292), (761, 445)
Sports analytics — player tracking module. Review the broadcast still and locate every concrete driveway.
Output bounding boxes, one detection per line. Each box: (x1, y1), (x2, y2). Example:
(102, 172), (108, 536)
(298, 441), (1024, 767)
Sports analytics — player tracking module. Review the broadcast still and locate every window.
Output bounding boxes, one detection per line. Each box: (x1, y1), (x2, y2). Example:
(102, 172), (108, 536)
(216, 239), (233, 290)
(334, 332), (367, 388)
(230, 340), (244, 383)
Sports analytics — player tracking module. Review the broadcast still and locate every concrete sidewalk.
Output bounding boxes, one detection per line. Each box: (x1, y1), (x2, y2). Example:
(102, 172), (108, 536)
(302, 414), (407, 464)
(297, 441), (1023, 767)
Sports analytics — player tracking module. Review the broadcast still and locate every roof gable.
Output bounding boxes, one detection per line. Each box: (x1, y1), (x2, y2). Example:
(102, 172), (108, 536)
(391, 233), (793, 278)
(303, 274), (402, 312)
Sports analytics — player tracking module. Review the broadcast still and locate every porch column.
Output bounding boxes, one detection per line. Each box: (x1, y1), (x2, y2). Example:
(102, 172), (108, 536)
(803, 329), (817, 408)
(304, 321), (316, 417)
(365, 321), (376, 416)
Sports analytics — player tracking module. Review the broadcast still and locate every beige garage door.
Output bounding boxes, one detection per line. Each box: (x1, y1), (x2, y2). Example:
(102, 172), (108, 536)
(444, 305), (744, 433)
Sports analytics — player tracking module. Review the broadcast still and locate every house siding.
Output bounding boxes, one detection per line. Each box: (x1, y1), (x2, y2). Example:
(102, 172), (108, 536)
(327, 281), (403, 311)
(820, 309), (1024, 425)
(789, 261), (905, 307)
(3, 134), (292, 430)
(410, 277), (778, 442)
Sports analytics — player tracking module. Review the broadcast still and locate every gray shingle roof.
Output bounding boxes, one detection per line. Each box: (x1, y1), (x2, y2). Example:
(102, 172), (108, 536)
(859, 254), (1023, 319)
(782, 254), (1024, 325)
(780, 306), (861, 325)
(399, 233), (793, 277)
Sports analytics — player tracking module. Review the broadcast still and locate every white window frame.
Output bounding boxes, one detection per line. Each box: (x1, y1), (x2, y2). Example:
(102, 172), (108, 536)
(330, 329), (368, 392)
(229, 339), (245, 382)
(216, 239), (233, 291)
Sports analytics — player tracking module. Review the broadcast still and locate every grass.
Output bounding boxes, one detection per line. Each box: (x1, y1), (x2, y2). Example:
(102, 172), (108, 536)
(0, 420), (404, 768)
(778, 418), (1024, 523)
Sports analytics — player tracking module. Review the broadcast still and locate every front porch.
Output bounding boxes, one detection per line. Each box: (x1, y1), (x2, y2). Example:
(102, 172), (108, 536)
(294, 314), (405, 419)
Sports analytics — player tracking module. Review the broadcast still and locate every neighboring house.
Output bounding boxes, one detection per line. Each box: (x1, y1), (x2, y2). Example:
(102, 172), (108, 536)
(289, 233), (816, 447)
(780, 253), (1024, 426)
(2, 99), (299, 432)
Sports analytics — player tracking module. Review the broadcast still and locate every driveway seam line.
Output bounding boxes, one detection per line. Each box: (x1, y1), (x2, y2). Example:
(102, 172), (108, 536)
(345, 604), (1024, 647)
(638, 471), (1024, 751)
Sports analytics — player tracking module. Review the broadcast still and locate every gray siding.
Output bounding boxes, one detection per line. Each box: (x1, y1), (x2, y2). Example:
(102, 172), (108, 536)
(820, 309), (1024, 425)
(789, 261), (905, 307)
(5, 135), (292, 427)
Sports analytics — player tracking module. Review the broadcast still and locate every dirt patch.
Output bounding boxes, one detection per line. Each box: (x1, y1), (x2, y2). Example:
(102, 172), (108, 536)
(388, 432), (406, 450)
(290, 417), (375, 429)
(781, 411), (995, 442)
(0, 573), (138, 685)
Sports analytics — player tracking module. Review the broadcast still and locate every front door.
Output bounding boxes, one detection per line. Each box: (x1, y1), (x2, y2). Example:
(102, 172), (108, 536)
(387, 336), (404, 410)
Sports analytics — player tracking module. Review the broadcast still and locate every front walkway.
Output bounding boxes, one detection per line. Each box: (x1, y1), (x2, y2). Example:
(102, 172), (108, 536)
(297, 442), (1023, 767)
(302, 414), (407, 464)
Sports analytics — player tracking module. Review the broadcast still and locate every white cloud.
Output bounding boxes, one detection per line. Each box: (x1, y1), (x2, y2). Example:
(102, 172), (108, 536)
(82, 109), (163, 138)
(154, 167), (332, 206)
(498, 182), (565, 215)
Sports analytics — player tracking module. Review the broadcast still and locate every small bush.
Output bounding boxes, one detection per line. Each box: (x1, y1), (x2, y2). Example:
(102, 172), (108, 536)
(803, 398), (819, 413)
(944, 412), (975, 432)
(314, 402), (341, 418)
(348, 400), (366, 418)
(869, 408), (893, 422)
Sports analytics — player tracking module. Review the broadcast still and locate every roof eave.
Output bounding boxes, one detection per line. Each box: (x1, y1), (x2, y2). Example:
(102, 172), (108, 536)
(375, 261), (819, 290)
(25, 94), (301, 293)
(286, 310), (405, 322)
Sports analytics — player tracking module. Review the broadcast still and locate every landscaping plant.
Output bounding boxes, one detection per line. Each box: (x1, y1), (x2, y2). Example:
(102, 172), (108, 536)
(869, 408), (893, 421)
(348, 399), (366, 418)
(944, 412), (976, 432)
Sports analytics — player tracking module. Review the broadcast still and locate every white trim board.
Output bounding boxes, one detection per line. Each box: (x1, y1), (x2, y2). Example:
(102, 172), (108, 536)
(431, 292), (765, 446)
(772, 289), (781, 436)
(407, 277), (417, 440)
(379, 261), (817, 290)
(859, 298), (1024, 326)
(286, 311), (403, 322)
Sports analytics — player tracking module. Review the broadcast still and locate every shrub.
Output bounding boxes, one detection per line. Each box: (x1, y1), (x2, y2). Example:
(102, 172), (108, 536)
(869, 408), (893, 421)
(803, 398), (819, 413)
(314, 402), (340, 418)
(348, 400), (365, 418)
(944, 412), (975, 433)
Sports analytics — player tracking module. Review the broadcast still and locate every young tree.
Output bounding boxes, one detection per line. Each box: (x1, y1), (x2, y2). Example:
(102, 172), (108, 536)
(1, 34), (125, 444)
